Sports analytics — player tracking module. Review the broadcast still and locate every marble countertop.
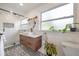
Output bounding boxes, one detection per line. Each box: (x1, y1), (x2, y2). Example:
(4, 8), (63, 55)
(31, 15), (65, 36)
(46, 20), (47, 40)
(19, 32), (42, 38)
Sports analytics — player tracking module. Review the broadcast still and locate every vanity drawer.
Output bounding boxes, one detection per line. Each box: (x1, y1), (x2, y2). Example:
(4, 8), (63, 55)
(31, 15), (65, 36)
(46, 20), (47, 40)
(20, 39), (32, 47)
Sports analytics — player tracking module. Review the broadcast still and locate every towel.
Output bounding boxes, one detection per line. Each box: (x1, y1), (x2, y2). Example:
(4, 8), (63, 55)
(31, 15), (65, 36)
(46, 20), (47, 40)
(0, 35), (6, 56)
(1, 35), (6, 42)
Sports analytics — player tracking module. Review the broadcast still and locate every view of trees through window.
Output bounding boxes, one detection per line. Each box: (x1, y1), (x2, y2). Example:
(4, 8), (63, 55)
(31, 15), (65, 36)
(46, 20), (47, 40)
(41, 3), (74, 32)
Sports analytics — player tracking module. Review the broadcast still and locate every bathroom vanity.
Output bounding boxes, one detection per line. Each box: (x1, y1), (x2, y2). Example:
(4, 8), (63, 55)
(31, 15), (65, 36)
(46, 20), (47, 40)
(20, 32), (42, 51)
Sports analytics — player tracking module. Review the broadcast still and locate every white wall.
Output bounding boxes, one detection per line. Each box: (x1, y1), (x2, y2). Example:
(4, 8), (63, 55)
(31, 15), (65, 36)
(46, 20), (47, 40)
(0, 12), (21, 48)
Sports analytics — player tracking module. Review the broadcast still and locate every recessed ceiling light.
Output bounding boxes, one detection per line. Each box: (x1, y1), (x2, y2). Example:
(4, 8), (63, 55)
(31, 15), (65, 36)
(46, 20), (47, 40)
(19, 3), (23, 6)
(10, 11), (13, 13)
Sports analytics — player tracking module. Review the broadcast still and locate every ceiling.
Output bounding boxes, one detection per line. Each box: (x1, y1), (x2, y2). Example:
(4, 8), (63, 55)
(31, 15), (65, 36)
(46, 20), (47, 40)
(0, 3), (44, 16)
(0, 3), (65, 17)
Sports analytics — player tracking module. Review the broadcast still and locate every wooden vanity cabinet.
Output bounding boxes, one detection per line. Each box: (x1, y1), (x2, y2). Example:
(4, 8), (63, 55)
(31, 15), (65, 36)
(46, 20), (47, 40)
(20, 35), (42, 51)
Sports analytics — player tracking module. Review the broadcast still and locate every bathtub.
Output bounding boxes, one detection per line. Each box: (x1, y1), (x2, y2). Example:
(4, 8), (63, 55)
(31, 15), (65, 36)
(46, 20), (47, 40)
(62, 41), (79, 56)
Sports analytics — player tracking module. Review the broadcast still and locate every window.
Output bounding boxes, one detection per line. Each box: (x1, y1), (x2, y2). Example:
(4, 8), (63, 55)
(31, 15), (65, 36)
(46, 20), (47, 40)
(21, 19), (28, 24)
(20, 18), (28, 30)
(41, 4), (74, 31)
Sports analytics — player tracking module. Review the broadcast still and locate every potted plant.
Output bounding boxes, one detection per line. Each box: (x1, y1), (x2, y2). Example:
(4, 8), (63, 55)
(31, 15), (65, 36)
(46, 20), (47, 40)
(62, 24), (68, 33)
(44, 40), (57, 56)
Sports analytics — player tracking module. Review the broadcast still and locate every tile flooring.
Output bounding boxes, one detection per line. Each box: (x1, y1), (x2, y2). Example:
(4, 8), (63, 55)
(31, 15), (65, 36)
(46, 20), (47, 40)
(5, 44), (45, 56)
